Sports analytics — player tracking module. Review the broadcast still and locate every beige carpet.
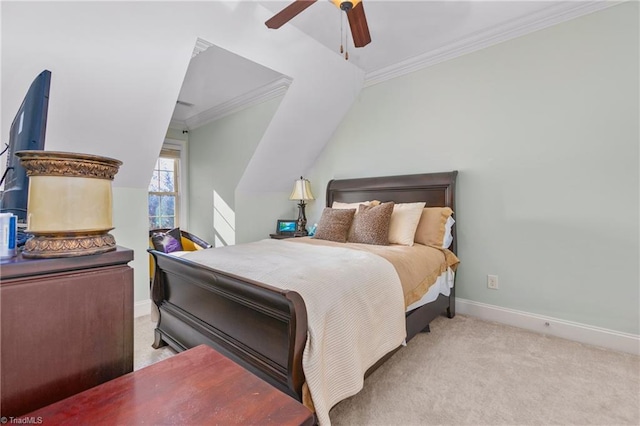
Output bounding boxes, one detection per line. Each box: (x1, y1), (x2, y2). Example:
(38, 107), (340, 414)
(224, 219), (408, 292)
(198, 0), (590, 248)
(133, 315), (175, 370)
(134, 315), (639, 425)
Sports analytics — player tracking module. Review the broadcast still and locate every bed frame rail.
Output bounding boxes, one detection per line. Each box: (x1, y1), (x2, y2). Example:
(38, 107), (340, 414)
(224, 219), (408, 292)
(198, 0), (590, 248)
(150, 250), (308, 400)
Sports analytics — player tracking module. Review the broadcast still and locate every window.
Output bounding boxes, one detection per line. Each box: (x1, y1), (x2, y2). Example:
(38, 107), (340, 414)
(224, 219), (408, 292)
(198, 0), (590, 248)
(148, 147), (181, 230)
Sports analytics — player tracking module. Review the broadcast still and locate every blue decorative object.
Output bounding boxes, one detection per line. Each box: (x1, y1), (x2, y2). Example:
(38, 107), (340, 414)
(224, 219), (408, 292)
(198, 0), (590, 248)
(308, 223), (318, 237)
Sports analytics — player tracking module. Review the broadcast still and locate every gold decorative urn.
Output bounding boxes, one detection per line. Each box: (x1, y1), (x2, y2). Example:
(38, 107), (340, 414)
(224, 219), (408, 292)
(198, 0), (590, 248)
(16, 151), (122, 258)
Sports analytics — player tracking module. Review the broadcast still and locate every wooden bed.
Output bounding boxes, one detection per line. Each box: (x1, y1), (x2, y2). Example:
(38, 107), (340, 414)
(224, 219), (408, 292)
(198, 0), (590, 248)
(149, 171), (458, 403)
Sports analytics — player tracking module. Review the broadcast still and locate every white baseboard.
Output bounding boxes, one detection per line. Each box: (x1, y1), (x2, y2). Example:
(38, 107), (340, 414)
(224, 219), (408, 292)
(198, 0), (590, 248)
(456, 298), (640, 356)
(134, 299), (152, 318)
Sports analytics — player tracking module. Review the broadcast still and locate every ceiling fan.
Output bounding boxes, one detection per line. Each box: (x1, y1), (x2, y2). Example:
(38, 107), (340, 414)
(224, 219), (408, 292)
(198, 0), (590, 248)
(265, 0), (372, 48)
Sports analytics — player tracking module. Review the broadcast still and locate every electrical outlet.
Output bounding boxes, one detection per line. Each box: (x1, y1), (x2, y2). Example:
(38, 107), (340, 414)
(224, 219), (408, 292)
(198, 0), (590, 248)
(487, 275), (499, 290)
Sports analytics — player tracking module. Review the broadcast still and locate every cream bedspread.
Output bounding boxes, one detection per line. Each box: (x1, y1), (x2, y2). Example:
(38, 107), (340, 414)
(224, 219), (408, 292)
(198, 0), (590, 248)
(181, 239), (406, 426)
(288, 237), (460, 307)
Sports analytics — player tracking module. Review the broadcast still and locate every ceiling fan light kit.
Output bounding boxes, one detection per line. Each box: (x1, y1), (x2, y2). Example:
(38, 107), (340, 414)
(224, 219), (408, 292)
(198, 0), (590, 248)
(331, 0), (361, 11)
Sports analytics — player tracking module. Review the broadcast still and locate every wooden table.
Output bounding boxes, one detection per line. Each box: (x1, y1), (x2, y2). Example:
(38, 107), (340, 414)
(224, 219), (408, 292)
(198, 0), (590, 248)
(26, 345), (314, 425)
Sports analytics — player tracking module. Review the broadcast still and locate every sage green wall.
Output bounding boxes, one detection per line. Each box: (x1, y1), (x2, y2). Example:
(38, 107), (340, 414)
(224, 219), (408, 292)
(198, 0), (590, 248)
(188, 96), (287, 246)
(236, 191), (299, 243)
(111, 187), (149, 303)
(307, 3), (639, 334)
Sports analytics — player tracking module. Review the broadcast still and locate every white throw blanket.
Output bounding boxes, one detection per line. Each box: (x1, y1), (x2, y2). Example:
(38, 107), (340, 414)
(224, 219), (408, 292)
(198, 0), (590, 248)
(182, 239), (406, 425)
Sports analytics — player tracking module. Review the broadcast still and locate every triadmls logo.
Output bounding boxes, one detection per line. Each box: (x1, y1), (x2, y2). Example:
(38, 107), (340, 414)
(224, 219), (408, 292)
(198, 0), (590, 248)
(0, 417), (43, 425)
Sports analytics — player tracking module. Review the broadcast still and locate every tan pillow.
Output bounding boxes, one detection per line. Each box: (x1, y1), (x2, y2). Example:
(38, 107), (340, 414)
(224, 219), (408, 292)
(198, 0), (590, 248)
(347, 202), (394, 245)
(388, 202), (426, 246)
(414, 207), (454, 246)
(313, 208), (356, 243)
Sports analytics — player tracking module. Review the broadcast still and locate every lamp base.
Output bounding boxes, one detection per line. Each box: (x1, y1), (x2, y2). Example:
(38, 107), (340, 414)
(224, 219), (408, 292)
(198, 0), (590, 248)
(295, 201), (309, 236)
(22, 232), (117, 258)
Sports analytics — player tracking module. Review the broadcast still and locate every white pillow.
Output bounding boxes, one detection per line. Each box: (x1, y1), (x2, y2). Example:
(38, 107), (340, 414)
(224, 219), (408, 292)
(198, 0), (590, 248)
(442, 215), (455, 248)
(388, 202), (426, 246)
(332, 201), (376, 213)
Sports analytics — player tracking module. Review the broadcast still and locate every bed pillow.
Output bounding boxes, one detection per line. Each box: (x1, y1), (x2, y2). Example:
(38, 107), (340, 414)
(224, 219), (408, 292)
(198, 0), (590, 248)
(151, 227), (184, 253)
(414, 207), (454, 247)
(347, 202), (394, 245)
(313, 208), (356, 243)
(388, 202), (426, 246)
(332, 200), (380, 213)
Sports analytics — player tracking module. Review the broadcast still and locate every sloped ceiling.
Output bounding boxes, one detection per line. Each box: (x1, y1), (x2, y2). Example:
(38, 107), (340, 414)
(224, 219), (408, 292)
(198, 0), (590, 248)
(1, 1), (362, 192)
(2, 1), (617, 192)
(171, 43), (287, 129)
(172, 0), (617, 128)
(259, 0), (554, 73)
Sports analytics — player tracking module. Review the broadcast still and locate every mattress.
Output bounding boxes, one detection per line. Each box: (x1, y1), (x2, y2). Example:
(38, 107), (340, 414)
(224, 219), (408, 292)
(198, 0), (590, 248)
(406, 267), (455, 311)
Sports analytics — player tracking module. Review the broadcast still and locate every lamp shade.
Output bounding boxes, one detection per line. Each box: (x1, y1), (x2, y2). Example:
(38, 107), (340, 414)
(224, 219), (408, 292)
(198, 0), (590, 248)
(15, 150), (122, 258)
(289, 177), (314, 201)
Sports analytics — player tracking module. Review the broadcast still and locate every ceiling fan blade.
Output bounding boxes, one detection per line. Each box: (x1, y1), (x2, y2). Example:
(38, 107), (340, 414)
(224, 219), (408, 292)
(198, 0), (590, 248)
(265, 0), (317, 29)
(346, 1), (371, 48)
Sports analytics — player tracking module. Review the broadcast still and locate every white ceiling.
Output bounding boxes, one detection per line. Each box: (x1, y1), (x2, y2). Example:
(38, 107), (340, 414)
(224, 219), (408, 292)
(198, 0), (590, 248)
(171, 0), (615, 130)
(171, 43), (286, 127)
(259, 0), (550, 72)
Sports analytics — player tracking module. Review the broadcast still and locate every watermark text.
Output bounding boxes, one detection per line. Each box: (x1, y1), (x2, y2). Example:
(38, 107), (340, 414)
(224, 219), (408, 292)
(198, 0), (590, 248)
(0, 416), (43, 425)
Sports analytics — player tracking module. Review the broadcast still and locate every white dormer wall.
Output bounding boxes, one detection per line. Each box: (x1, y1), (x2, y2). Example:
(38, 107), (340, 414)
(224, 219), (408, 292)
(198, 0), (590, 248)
(2, 1), (363, 306)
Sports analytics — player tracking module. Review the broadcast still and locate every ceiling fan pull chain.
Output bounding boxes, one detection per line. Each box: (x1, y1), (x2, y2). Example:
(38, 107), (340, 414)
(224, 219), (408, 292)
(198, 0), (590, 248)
(339, 9), (344, 54)
(345, 16), (349, 60)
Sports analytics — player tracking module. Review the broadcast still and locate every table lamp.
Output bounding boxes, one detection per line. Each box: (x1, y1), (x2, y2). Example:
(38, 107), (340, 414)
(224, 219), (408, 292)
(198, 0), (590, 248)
(289, 176), (314, 236)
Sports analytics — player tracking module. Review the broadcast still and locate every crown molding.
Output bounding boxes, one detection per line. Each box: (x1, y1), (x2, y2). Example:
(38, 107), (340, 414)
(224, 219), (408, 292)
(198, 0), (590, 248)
(364, 0), (622, 87)
(182, 76), (292, 130)
(192, 38), (214, 58)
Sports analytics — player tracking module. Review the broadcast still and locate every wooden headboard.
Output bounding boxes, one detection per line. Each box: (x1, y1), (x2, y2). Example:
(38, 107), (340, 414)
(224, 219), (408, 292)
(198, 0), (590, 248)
(326, 171), (458, 253)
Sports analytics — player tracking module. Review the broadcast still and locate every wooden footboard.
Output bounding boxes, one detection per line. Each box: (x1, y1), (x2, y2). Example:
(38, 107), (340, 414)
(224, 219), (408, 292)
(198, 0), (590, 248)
(149, 171), (458, 406)
(150, 250), (308, 400)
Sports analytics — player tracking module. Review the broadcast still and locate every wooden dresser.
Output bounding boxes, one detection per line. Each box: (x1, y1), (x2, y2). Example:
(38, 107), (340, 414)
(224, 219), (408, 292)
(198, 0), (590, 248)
(0, 246), (134, 417)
